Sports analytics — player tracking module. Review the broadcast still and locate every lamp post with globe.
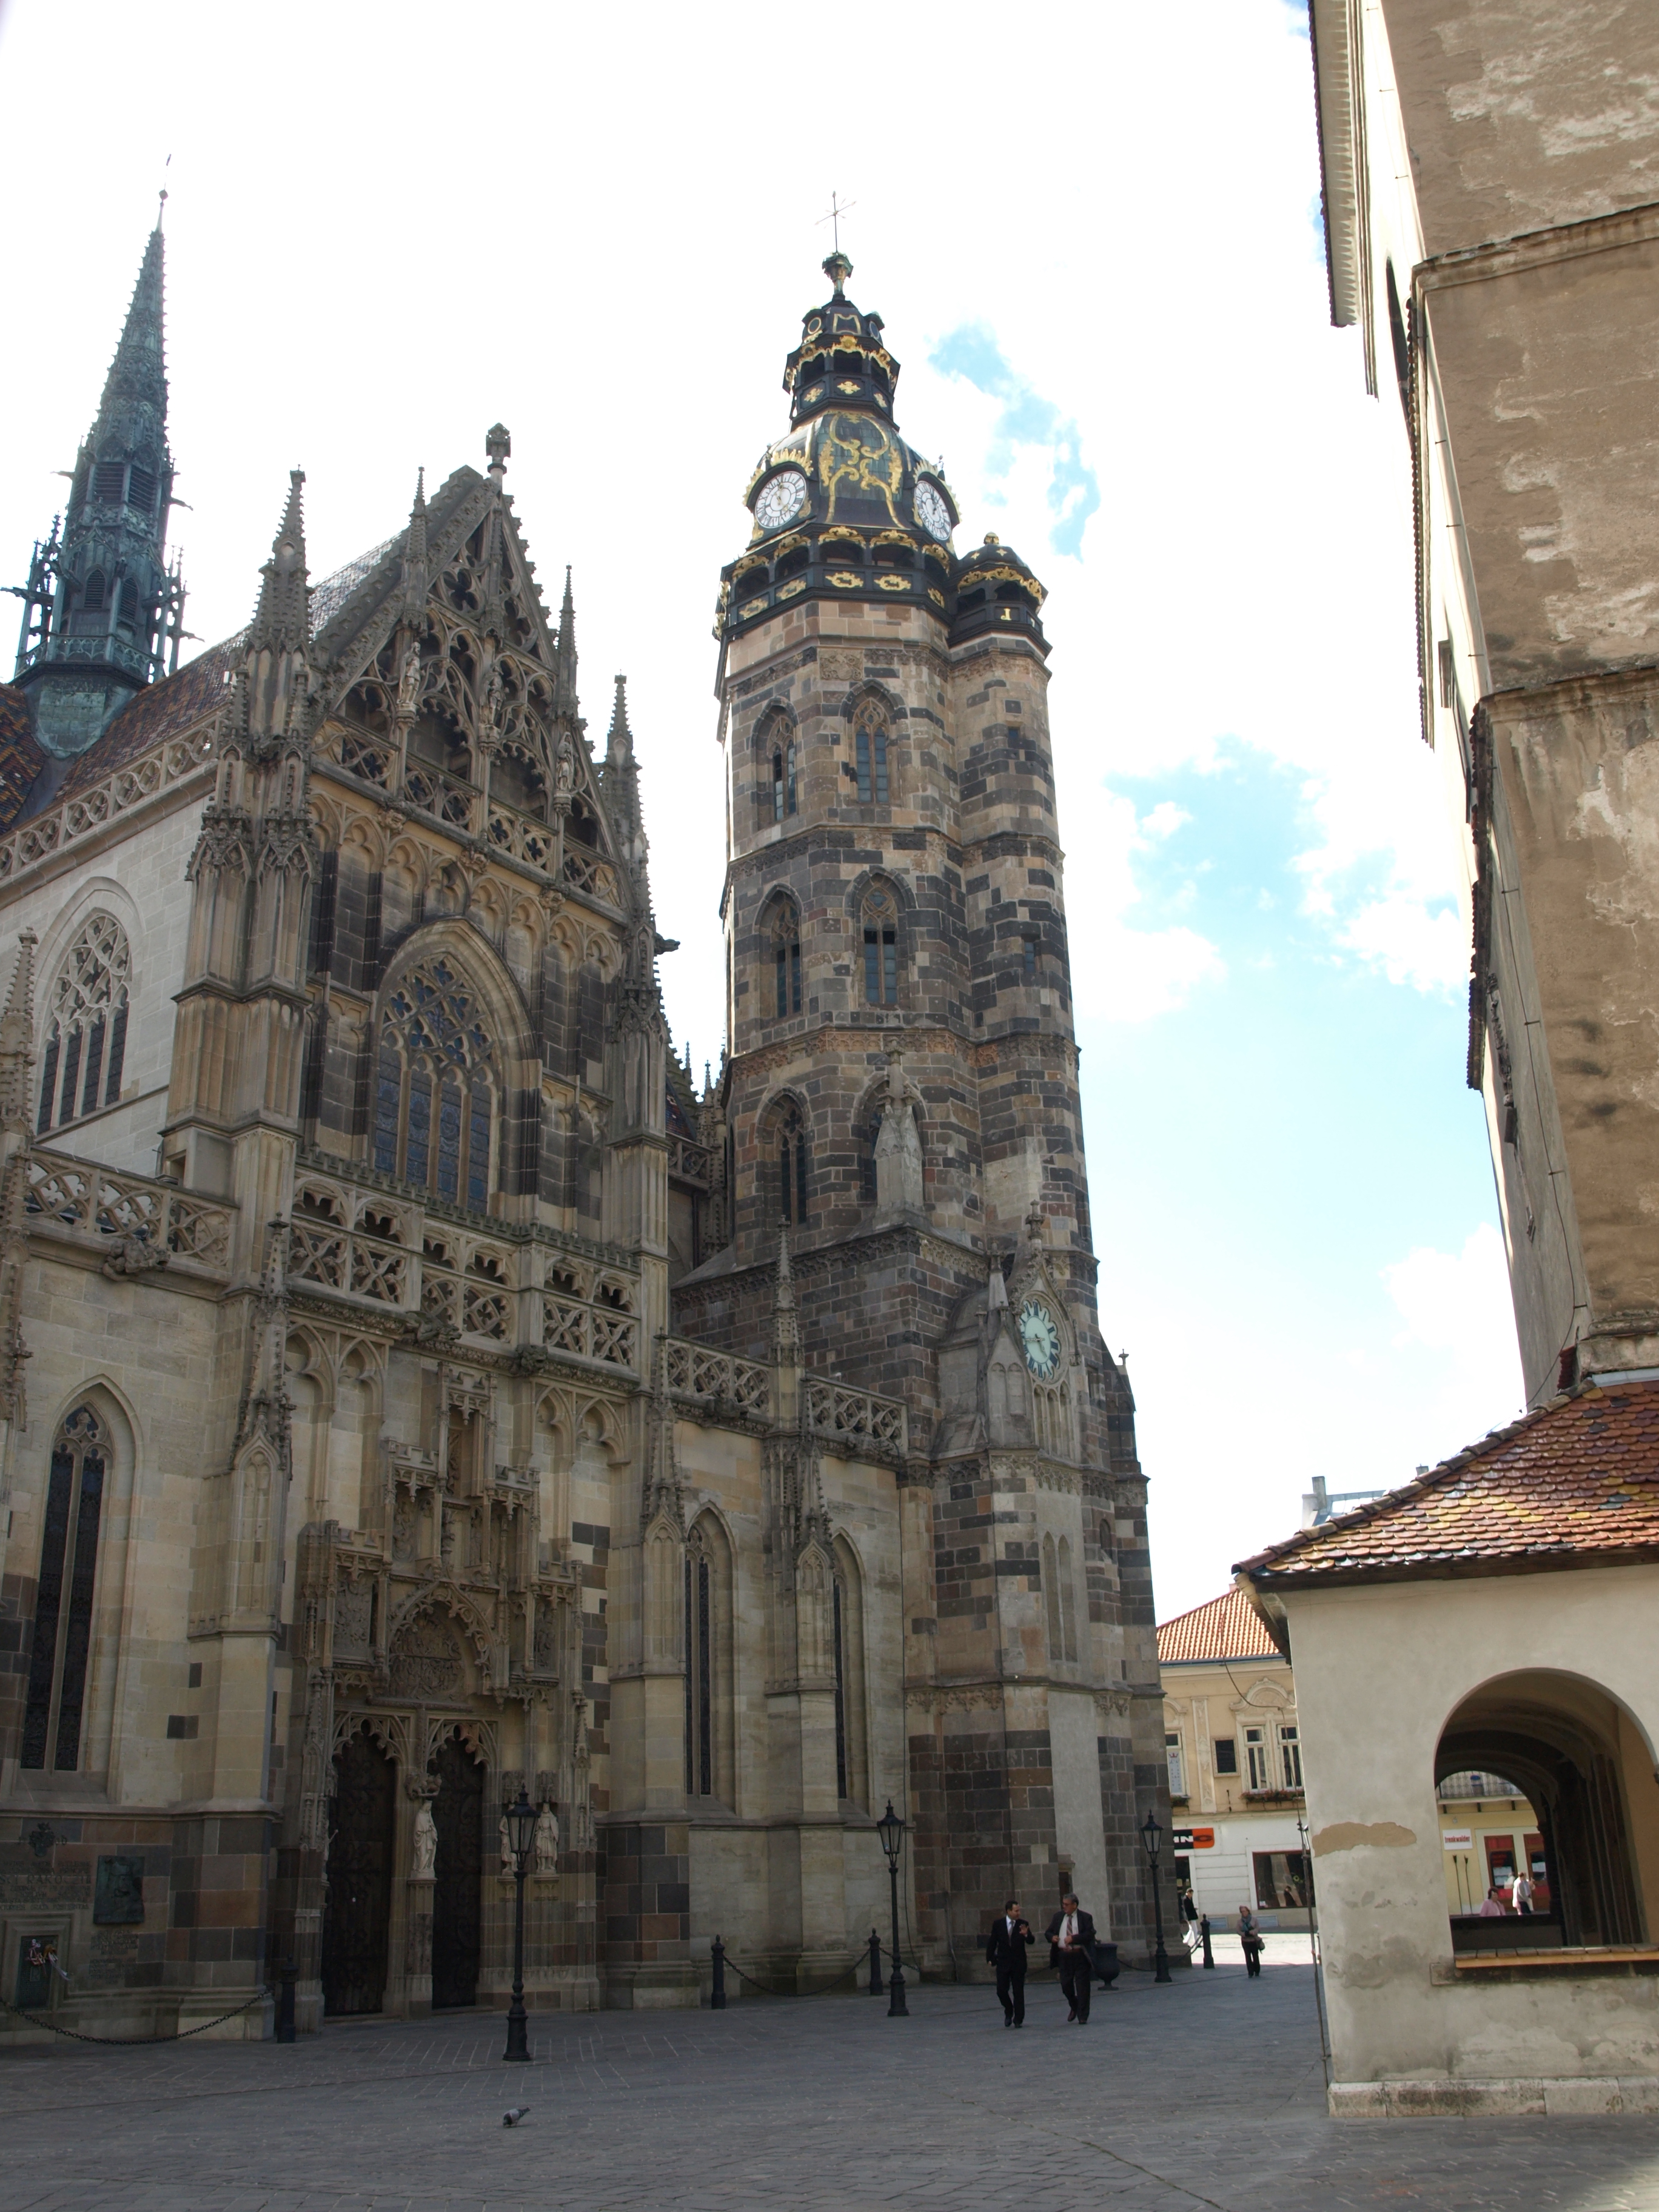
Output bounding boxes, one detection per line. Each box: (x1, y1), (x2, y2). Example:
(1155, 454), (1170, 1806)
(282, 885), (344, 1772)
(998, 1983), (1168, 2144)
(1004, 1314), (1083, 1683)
(502, 1787), (538, 2060)
(1140, 1809), (1173, 1985)
(876, 1801), (909, 2018)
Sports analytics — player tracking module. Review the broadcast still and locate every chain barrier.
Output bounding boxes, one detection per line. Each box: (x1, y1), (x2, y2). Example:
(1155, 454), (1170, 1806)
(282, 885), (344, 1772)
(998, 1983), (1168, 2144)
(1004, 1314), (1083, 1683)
(719, 1947), (923, 1999)
(0, 1983), (273, 2046)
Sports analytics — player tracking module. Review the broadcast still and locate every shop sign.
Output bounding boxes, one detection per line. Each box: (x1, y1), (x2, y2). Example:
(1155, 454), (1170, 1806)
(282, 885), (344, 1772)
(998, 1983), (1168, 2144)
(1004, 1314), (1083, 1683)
(1442, 1828), (1473, 1852)
(1172, 1826), (1216, 1851)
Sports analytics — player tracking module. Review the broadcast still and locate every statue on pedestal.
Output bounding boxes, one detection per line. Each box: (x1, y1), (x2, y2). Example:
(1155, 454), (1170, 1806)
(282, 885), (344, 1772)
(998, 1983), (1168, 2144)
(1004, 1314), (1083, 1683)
(411, 1798), (437, 1880)
(534, 1803), (559, 1877)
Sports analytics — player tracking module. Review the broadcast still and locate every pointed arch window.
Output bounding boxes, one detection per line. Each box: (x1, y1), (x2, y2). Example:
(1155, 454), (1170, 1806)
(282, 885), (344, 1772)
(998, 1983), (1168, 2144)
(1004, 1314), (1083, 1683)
(770, 738), (798, 823)
(773, 1099), (809, 1227)
(853, 701), (889, 806)
(38, 915), (130, 1134)
(370, 957), (500, 1215)
(82, 571), (107, 613)
(831, 1540), (870, 1806)
(770, 899), (802, 1018)
(21, 1407), (107, 1771)
(683, 1517), (731, 1801)
(862, 885), (899, 1007)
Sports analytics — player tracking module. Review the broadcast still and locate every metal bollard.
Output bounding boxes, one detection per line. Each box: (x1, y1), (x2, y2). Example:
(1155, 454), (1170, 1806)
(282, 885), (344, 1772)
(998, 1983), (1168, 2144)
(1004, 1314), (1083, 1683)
(710, 1934), (727, 2010)
(1199, 1915), (1215, 1970)
(868, 1927), (883, 1996)
(276, 1959), (298, 2042)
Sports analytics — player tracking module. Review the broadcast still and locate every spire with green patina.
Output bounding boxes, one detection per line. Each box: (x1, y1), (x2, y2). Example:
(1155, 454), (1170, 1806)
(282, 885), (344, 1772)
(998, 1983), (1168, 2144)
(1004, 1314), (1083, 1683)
(12, 199), (186, 754)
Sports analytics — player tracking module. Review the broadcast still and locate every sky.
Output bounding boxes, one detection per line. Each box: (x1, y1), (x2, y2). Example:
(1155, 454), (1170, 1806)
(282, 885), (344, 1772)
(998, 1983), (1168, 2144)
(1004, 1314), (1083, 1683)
(0, 0), (1525, 1618)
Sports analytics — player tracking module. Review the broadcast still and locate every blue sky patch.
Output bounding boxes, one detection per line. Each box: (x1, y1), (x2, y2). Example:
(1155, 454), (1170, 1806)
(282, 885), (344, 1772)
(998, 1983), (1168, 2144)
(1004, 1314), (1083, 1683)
(931, 324), (1101, 558)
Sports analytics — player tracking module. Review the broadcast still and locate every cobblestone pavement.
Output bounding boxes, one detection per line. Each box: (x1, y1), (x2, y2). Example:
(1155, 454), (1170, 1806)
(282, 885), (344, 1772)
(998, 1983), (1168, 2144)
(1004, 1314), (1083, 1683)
(4, 1962), (1659, 2212)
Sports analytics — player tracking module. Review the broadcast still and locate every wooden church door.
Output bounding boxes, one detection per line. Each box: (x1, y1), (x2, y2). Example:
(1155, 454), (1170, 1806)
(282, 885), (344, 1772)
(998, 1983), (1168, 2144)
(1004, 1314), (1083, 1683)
(431, 1731), (484, 2009)
(321, 1724), (397, 2015)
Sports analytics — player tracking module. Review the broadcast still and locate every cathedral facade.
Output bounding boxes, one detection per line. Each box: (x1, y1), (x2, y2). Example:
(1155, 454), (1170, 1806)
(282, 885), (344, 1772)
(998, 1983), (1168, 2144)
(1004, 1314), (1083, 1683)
(0, 222), (1171, 2034)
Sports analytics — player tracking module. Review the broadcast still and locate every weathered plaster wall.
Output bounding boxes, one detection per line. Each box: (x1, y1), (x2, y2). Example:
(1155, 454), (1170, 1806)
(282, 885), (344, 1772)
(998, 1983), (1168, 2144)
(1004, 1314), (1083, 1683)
(1282, 1564), (1659, 2088)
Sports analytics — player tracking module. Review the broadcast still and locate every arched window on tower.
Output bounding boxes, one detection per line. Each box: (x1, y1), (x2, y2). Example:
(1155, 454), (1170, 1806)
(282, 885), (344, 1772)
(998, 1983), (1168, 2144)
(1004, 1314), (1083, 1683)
(831, 1537), (870, 1806)
(770, 739), (798, 823)
(769, 898), (802, 1018)
(766, 1097), (809, 1227)
(862, 884), (899, 1007)
(853, 701), (889, 806)
(371, 956), (500, 1214)
(38, 915), (130, 1134)
(115, 579), (140, 636)
(21, 1406), (107, 1772)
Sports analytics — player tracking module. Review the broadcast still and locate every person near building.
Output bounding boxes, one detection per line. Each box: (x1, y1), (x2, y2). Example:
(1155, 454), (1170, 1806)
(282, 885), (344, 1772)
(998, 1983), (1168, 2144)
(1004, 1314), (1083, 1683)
(1044, 1893), (1098, 2024)
(1238, 1903), (1264, 1977)
(1512, 1870), (1535, 1915)
(1478, 1888), (1507, 1917)
(985, 1900), (1034, 2026)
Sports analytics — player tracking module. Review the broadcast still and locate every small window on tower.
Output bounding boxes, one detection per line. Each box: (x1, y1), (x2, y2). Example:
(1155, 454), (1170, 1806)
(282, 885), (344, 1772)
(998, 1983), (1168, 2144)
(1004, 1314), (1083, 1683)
(1022, 936), (1037, 980)
(82, 571), (107, 614)
(93, 461), (126, 505)
(127, 466), (157, 514)
(862, 885), (899, 1007)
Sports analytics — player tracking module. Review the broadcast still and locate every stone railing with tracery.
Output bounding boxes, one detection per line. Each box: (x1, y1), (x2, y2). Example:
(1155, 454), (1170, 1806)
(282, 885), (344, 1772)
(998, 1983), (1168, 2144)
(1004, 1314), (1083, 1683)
(25, 1153), (234, 1275)
(663, 1339), (771, 1418)
(401, 761), (479, 836)
(667, 1136), (711, 1184)
(562, 843), (622, 907)
(543, 1291), (637, 1370)
(289, 1219), (408, 1306)
(487, 799), (557, 872)
(422, 1262), (512, 1343)
(0, 730), (216, 886)
(805, 1376), (907, 1455)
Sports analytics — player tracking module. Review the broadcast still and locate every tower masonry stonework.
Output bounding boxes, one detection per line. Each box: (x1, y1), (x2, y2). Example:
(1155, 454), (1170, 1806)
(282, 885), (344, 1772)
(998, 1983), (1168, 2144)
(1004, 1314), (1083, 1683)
(0, 235), (1172, 2039)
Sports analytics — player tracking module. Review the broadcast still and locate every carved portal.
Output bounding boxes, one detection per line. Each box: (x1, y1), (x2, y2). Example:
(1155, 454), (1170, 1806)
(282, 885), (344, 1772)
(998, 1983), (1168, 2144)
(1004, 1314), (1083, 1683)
(389, 1606), (464, 1700)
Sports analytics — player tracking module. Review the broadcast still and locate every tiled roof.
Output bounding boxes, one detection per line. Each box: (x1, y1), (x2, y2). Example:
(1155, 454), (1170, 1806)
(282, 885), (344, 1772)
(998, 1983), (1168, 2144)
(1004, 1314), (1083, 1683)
(22, 534), (408, 818)
(50, 642), (240, 804)
(1158, 1587), (1284, 1664)
(0, 687), (47, 832)
(1236, 1379), (1659, 1590)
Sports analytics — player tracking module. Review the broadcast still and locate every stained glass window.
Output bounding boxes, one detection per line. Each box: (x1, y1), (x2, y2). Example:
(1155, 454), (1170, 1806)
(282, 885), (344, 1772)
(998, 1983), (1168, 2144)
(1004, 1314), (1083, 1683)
(21, 1407), (106, 1773)
(372, 959), (497, 1213)
(38, 916), (130, 1134)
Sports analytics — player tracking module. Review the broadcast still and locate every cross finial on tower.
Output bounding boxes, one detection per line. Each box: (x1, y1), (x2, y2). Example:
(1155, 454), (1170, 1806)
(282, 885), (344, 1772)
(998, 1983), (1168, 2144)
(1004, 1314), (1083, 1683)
(817, 191), (856, 256)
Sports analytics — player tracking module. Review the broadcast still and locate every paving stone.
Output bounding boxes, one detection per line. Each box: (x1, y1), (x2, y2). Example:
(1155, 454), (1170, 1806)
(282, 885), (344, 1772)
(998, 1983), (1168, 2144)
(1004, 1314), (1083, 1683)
(3, 1966), (1659, 2210)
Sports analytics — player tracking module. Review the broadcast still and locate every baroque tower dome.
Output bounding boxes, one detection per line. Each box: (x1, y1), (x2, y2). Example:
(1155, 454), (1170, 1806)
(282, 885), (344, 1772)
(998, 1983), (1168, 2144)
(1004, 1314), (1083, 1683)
(717, 255), (1048, 649)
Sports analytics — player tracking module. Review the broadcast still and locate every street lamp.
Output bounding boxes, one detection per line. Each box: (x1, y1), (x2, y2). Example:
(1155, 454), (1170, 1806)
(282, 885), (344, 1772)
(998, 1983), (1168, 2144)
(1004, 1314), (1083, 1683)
(1140, 1810), (1171, 1985)
(503, 1787), (538, 2061)
(876, 1801), (908, 2018)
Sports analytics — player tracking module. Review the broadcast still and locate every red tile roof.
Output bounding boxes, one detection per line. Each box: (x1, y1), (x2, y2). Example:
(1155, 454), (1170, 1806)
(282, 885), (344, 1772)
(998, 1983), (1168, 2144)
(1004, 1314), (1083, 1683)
(1158, 1587), (1284, 1664)
(0, 688), (47, 831)
(1237, 1379), (1659, 1590)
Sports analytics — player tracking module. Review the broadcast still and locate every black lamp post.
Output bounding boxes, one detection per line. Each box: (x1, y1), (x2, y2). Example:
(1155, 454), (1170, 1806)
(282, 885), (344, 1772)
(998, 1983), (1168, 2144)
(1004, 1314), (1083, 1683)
(503, 1788), (537, 2061)
(1140, 1810), (1171, 1985)
(876, 1801), (908, 2018)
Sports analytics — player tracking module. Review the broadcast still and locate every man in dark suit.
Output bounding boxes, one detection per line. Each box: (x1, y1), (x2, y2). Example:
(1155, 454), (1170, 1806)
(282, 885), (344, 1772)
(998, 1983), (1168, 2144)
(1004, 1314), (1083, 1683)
(984, 1898), (1034, 2026)
(1044, 1893), (1098, 2023)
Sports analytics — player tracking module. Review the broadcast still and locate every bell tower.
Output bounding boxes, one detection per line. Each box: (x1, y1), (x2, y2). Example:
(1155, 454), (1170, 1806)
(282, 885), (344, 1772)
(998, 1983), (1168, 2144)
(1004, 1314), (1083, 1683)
(673, 257), (1177, 1966)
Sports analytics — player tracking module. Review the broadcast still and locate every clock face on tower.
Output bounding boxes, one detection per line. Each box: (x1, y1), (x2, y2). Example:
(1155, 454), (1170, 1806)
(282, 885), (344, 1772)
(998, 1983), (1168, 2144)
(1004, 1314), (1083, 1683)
(914, 479), (952, 543)
(755, 470), (808, 533)
(1017, 1301), (1062, 1381)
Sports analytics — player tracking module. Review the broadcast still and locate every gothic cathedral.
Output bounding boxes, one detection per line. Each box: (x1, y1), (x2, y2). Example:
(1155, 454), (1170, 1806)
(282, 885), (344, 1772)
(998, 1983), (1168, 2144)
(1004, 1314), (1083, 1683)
(0, 222), (1171, 2033)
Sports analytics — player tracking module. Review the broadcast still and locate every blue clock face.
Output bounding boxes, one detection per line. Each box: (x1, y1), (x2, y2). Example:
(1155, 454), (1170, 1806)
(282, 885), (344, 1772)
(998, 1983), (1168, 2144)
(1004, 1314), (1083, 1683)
(1018, 1301), (1061, 1381)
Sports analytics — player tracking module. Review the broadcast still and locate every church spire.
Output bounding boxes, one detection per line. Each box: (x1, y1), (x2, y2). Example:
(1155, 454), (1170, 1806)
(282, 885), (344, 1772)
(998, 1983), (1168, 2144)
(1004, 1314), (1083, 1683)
(556, 565), (578, 712)
(398, 468), (429, 625)
(249, 471), (309, 654)
(14, 209), (183, 753)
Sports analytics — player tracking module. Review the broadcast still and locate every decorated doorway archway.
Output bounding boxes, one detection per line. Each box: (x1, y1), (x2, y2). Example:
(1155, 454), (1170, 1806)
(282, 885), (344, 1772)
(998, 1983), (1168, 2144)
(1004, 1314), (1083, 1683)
(431, 1728), (485, 2008)
(321, 1723), (397, 2016)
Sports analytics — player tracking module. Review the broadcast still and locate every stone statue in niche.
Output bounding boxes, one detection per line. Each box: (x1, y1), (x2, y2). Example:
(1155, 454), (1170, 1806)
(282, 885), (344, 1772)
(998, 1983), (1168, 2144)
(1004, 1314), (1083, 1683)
(392, 1491), (417, 1561)
(874, 1049), (924, 1214)
(534, 1803), (559, 1877)
(411, 1798), (437, 1880)
(498, 1813), (515, 1876)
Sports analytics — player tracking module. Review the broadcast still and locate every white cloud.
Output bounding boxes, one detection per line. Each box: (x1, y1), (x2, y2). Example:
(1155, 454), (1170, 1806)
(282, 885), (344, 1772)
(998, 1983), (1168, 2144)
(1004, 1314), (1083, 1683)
(1339, 894), (1467, 992)
(1064, 788), (1225, 1022)
(1381, 1225), (1527, 1458)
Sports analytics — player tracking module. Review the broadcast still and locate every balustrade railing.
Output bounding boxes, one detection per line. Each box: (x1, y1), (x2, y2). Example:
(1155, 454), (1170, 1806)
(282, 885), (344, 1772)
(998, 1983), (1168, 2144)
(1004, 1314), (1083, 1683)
(0, 731), (215, 885)
(25, 1154), (234, 1273)
(663, 1339), (771, 1416)
(543, 1291), (637, 1369)
(805, 1376), (907, 1452)
(562, 843), (622, 906)
(401, 762), (478, 834)
(488, 800), (557, 872)
(289, 1219), (407, 1305)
